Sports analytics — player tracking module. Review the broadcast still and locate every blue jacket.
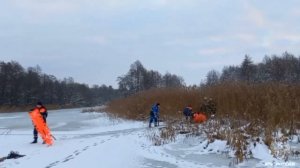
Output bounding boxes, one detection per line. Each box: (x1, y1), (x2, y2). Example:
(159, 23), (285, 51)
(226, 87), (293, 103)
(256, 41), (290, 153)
(150, 104), (159, 117)
(183, 107), (192, 116)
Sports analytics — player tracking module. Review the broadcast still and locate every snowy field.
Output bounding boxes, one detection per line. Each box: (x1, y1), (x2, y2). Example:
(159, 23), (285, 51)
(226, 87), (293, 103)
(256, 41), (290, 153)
(0, 108), (299, 168)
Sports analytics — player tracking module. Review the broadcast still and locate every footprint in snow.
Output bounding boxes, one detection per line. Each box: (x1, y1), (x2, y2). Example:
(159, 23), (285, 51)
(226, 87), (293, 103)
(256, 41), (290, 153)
(62, 155), (74, 162)
(45, 146), (91, 168)
(73, 150), (81, 156)
(82, 146), (89, 151)
(45, 160), (60, 168)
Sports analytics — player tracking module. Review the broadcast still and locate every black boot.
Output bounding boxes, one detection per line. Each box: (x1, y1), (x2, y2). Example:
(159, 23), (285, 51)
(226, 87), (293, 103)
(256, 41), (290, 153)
(31, 139), (37, 144)
(32, 128), (38, 144)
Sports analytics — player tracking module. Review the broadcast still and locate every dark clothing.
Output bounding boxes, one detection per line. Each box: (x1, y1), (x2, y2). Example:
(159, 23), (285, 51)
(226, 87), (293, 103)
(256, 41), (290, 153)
(0, 151), (25, 162)
(200, 99), (217, 115)
(183, 106), (193, 121)
(33, 128), (38, 141)
(183, 107), (192, 116)
(150, 110), (155, 117)
(207, 100), (217, 115)
(149, 115), (158, 126)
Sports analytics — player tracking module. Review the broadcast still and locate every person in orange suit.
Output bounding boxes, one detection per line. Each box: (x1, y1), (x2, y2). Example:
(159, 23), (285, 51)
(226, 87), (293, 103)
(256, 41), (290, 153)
(31, 101), (48, 144)
(193, 111), (207, 123)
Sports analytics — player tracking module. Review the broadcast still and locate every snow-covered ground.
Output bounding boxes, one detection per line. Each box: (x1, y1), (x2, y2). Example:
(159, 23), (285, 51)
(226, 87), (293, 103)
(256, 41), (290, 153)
(0, 108), (299, 168)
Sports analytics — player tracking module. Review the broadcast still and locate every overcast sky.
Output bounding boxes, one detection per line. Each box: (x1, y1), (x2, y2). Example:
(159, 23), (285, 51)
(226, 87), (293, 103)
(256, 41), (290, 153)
(1, 0), (300, 88)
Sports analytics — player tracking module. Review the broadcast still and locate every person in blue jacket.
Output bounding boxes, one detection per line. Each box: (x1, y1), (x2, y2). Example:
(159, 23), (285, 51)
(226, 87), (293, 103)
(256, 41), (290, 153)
(183, 105), (193, 121)
(149, 103), (160, 127)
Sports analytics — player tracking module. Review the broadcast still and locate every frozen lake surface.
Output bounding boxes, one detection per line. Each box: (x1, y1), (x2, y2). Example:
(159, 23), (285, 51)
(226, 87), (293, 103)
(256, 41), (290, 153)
(0, 108), (299, 168)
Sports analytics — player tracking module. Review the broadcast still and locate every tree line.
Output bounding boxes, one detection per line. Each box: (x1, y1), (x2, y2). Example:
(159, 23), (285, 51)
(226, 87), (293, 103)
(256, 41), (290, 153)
(117, 60), (185, 96)
(3, 52), (298, 107)
(0, 60), (185, 107)
(205, 52), (300, 86)
(0, 61), (119, 106)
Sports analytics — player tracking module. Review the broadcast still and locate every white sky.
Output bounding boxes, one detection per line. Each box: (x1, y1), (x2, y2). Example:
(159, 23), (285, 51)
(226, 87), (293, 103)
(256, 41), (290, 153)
(1, 0), (300, 88)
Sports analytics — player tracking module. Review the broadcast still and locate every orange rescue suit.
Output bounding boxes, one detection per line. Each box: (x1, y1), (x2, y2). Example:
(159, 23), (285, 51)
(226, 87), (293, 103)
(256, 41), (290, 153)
(29, 108), (53, 145)
(193, 112), (207, 123)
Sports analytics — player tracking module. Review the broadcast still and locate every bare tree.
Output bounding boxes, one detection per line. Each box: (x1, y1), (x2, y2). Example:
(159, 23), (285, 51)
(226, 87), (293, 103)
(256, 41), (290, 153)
(206, 70), (220, 86)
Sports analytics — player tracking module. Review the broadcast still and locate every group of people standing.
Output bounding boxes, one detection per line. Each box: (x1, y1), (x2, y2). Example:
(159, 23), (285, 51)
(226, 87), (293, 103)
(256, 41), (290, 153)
(148, 97), (217, 127)
(183, 97), (217, 123)
(31, 98), (216, 141)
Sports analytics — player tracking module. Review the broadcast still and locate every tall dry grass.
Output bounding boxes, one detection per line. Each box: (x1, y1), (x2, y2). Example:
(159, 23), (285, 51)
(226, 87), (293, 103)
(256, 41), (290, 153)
(106, 87), (204, 120)
(107, 82), (300, 130)
(106, 82), (300, 162)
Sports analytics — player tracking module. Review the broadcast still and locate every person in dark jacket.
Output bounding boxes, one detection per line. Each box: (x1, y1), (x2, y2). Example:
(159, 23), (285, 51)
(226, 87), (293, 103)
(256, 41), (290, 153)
(200, 97), (217, 118)
(149, 103), (160, 128)
(31, 101), (48, 144)
(183, 105), (193, 121)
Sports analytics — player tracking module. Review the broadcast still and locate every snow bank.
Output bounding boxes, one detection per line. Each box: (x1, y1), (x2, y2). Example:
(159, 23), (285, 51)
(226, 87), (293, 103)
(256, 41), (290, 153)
(1, 109), (299, 168)
(250, 142), (274, 161)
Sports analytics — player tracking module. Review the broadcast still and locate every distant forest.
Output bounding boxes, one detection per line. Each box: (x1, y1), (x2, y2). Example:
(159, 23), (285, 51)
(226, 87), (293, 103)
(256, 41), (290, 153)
(205, 52), (300, 86)
(1, 52), (299, 107)
(0, 60), (184, 107)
